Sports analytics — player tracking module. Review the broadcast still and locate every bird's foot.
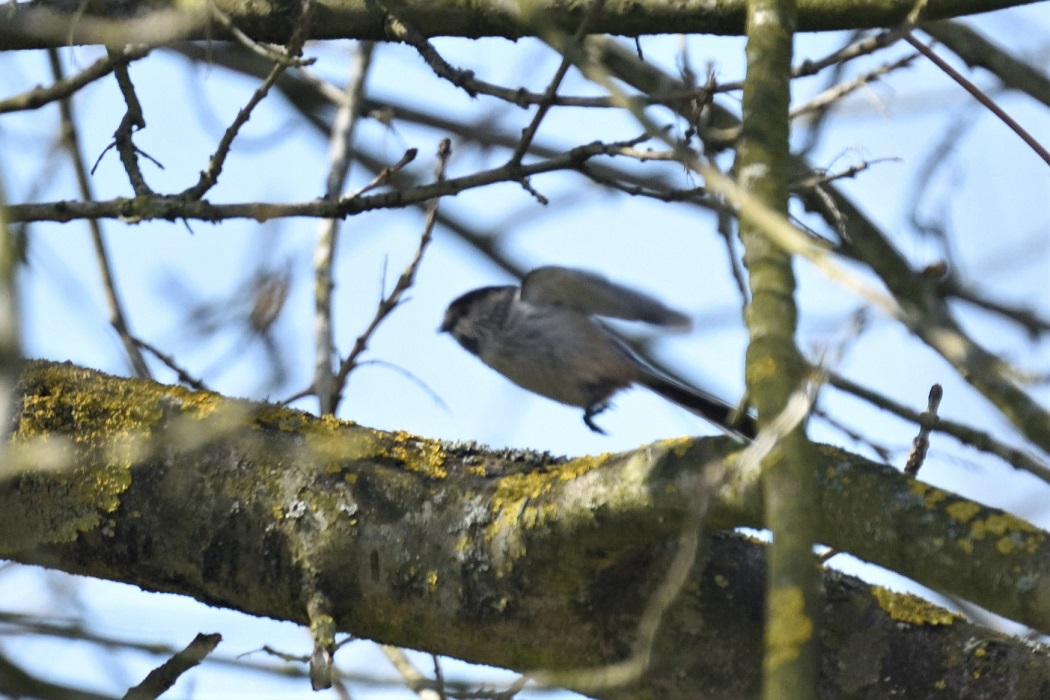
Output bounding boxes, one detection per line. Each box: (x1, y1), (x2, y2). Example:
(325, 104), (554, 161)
(583, 403), (610, 435)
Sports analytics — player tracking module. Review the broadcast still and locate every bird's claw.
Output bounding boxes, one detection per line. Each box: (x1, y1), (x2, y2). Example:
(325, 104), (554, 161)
(583, 403), (609, 435)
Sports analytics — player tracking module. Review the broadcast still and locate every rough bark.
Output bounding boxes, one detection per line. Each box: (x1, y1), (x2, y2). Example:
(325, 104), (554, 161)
(0, 0), (1041, 51)
(3, 360), (1050, 698)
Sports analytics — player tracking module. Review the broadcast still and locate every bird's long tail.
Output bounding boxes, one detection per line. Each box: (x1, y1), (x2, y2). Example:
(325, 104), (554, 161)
(640, 374), (756, 440)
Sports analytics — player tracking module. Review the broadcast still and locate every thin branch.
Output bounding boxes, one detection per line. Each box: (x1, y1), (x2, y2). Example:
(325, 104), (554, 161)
(205, 1), (316, 67)
(380, 646), (442, 700)
(789, 51), (919, 120)
(104, 48), (154, 196)
(179, 57), (291, 200)
(7, 140), (623, 224)
(794, 30), (860, 158)
(508, 0), (603, 165)
(313, 41), (375, 416)
(123, 633), (222, 700)
(828, 371), (1050, 485)
(944, 280), (1050, 338)
(904, 384), (942, 476)
(333, 139), (452, 404)
(0, 44), (151, 114)
(791, 157), (900, 192)
(905, 31), (1050, 167)
(48, 49), (151, 379)
(345, 149), (419, 198)
(921, 19), (1050, 110)
(132, 337), (209, 391)
(180, 0), (318, 200)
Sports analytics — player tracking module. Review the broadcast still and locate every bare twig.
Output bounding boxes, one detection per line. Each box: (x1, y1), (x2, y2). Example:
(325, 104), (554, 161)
(49, 49), (151, 379)
(577, 163), (710, 203)
(905, 384), (943, 476)
(430, 655), (446, 699)
(794, 30), (861, 158)
(102, 48), (155, 196)
(205, 1), (316, 67)
(333, 139), (452, 406)
(508, 1), (603, 165)
(9, 142), (614, 224)
(829, 372), (1050, 484)
(0, 44), (151, 114)
(789, 51), (920, 120)
(812, 404), (893, 463)
(380, 646), (442, 700)
(132, 338), (208, 391)
(313, 41), (376, 415)
(945, 280), (1050, 339)
(792, 157), (901, 192)
(179, 57), (292, 199)
(343, 149), (418, 198)
(905, 32), (1050, 167)
(124, 633), (222, 700)
(180, 0), (318, 200)
(921, 20), (1050, 110)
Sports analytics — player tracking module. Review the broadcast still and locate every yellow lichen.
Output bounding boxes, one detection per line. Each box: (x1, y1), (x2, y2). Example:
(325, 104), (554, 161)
(481, 455), (610, 570)
(909, 480), (948, 508)
(973, 512), (1038, 537)
(968, 512), (1044, 554)
(384, 431), (448, 479)
(664, 436), (694, 458)
(765, 587), (813, 670)
(872, 586), (960, 625)
(557, 453), (611, 481)
(945, 501), (981, 523)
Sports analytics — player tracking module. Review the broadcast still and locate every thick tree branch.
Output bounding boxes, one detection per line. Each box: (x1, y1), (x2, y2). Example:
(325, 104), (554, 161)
(3, 361), (1050, 699)
(0, 0), (1041, 51)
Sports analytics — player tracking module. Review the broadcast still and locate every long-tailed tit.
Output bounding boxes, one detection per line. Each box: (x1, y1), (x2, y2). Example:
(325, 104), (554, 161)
(440, 266), (754, 438)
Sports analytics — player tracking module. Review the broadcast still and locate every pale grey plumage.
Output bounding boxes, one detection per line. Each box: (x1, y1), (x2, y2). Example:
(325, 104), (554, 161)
(440, 266), (755, 437)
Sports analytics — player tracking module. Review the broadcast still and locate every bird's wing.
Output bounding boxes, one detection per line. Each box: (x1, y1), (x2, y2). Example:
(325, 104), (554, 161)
(520, 266), (691, 328)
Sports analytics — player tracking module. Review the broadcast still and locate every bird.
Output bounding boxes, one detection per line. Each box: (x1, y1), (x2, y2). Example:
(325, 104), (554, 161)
(439, 266), (755, 438)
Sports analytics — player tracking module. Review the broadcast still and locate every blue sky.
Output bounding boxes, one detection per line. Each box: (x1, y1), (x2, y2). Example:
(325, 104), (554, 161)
(2, 6), (1049, 696)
